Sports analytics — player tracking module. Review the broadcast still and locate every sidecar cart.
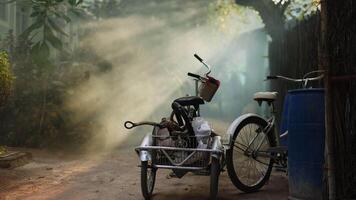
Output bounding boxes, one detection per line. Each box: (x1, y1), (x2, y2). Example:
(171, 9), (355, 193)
(126, 121), (223, 200)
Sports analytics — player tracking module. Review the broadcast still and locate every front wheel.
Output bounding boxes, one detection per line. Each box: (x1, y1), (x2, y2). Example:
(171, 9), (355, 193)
(141, 161), (156, 200)
(226, 116), (275, 193)
(210, 157), (220, 200)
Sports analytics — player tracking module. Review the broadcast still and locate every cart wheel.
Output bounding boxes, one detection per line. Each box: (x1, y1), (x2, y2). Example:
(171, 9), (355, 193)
(210, 157), (220, 200)
(141, 161), (156, 200)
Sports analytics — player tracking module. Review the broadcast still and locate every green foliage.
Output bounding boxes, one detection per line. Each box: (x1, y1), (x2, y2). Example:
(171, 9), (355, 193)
(209, 0), (262, 34)
(0, 32), (111, 150)
(0, 52), (14, 108)
(227, 0), (320, 32)
(0, 145), (7, 155)
(284, 0), (320, 20)
(0, 0), (114, 150)
(247, 0), (320, 20)
(5, 0), (85, 68)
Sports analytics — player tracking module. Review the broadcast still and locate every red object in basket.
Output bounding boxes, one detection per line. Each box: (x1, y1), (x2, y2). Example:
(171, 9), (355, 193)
(207, 75), (220, 86)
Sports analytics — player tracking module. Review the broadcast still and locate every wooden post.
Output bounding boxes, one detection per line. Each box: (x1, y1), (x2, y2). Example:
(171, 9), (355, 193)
(319, 0), (335, 199)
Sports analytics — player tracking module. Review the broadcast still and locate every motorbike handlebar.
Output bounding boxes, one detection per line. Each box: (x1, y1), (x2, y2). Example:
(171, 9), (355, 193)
(194, 54), (203, 62)
(187, 72), (201, 79)
(193, 53), (211, 75)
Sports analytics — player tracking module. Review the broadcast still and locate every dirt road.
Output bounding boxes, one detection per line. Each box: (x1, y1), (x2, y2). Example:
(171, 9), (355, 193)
(0, 145), (288, 200)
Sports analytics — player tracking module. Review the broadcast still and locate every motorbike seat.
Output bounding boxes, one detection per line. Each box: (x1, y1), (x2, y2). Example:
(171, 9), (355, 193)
(174, 96), (205, 107)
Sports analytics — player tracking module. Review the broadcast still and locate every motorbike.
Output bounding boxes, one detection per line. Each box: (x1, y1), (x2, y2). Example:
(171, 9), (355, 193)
(124, 54), (223, 200)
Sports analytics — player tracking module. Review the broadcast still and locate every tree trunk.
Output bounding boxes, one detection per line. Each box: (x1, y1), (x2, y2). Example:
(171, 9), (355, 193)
(235, 0), (287, 40)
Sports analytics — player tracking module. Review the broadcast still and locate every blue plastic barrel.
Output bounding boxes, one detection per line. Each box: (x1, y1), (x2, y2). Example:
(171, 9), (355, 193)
(280, 93), (291, 147)
(287, 88), (325, 200)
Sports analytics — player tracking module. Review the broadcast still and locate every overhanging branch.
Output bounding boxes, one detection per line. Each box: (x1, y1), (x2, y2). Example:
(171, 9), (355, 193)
(234, 0), (258, 7)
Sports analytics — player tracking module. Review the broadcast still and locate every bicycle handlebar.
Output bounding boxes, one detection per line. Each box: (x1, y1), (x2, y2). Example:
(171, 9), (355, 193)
(268, 74), (324, 82)
(266, 70), (325, 82)
(266, 75), (278, 80)
(266, 70), (325, 88)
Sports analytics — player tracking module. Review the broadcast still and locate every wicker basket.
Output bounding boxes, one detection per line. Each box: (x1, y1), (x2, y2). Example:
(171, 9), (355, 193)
(199, 76), (220, 102)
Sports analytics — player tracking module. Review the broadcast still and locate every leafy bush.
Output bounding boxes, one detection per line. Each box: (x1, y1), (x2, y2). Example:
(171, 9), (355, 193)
(0, 52), (14, 108)
(0, 1), (113, 151)
(0, 34), (110, 151)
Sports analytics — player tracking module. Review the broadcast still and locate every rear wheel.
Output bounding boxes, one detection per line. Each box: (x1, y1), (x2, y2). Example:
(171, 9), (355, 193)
(226, 116), (275, 193)
(210, 157), (220, 200)
(141, 161), (156, 200)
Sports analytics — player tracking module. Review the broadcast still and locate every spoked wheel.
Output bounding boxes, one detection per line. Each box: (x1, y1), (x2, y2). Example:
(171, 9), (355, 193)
(226, 116), (275, 193)
(141, 161), (157, 200)
(210, 157), (220, 200)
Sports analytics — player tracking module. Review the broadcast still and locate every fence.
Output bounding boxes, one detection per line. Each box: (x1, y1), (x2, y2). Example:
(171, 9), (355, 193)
(269, 5), (356, 198)
(268, 14), (320, 121)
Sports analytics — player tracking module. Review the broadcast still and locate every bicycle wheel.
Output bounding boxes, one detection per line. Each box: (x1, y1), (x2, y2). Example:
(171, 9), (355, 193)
(226, 116), (275, 193)
(141, 161), (156, 200)
(210, 157), (220, 200)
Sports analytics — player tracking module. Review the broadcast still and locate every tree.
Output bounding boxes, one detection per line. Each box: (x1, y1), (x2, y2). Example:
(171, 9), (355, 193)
(231, 0), (287, 39)
(233, 0), (320, 40)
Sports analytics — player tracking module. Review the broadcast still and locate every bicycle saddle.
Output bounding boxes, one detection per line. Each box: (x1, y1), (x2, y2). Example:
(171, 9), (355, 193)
(174, 96), (205, 107)
(253, 92), (278, 102)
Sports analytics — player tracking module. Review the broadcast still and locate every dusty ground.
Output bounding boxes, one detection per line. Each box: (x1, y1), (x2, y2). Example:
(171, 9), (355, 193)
(0, 145), (288, 200)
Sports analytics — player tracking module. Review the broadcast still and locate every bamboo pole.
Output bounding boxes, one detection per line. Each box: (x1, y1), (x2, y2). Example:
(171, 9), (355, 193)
(319, 0), (336, 199)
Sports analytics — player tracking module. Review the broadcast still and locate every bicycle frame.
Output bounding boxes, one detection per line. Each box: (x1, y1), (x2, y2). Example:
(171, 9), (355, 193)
(226, 70), (325, 164)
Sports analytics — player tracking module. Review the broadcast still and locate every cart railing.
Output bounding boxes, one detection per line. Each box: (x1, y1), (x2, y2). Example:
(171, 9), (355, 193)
(135, 135), (222, 170)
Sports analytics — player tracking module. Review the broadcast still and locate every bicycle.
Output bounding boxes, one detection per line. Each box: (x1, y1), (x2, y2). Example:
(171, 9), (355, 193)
(225, 70), (325, 193)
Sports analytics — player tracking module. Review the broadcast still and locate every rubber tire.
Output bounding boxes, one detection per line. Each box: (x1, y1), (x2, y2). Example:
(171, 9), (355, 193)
(141, 161), (156, 200)
(226, 116), (275, 193)
(210, 157), (220, 200)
